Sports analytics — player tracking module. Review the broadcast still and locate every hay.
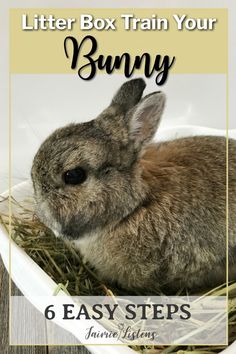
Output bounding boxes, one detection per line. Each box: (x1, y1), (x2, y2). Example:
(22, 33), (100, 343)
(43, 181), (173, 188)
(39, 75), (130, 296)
(0, 196), (235, 353)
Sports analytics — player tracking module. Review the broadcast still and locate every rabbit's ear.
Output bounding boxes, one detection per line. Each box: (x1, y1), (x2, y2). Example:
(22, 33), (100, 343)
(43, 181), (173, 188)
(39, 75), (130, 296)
(111, 78), (146, 112)
(129, 92), (166, 148)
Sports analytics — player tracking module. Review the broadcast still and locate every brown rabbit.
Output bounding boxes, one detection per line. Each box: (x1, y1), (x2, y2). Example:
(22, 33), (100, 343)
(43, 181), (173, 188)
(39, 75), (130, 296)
(31, 78), (236, 294)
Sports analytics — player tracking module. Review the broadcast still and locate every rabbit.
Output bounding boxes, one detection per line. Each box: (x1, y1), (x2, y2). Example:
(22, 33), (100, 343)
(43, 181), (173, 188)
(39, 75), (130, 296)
(31, 78), (236, 294)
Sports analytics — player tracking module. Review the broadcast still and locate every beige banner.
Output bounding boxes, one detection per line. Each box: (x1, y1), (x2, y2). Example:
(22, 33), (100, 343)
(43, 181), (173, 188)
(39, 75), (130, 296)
(10, 8), (227, 74)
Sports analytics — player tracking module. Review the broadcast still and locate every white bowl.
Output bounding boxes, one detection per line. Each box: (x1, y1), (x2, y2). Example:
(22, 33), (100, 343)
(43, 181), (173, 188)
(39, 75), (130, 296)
(0, 125), (236, 354)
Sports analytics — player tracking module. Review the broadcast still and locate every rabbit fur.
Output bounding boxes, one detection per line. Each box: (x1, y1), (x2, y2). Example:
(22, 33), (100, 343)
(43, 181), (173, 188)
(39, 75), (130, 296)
(31, 78), (236, 293)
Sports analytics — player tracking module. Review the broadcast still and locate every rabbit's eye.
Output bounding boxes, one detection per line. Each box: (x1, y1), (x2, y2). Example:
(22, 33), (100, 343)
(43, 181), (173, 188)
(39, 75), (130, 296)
(63, 167), (87, 185)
